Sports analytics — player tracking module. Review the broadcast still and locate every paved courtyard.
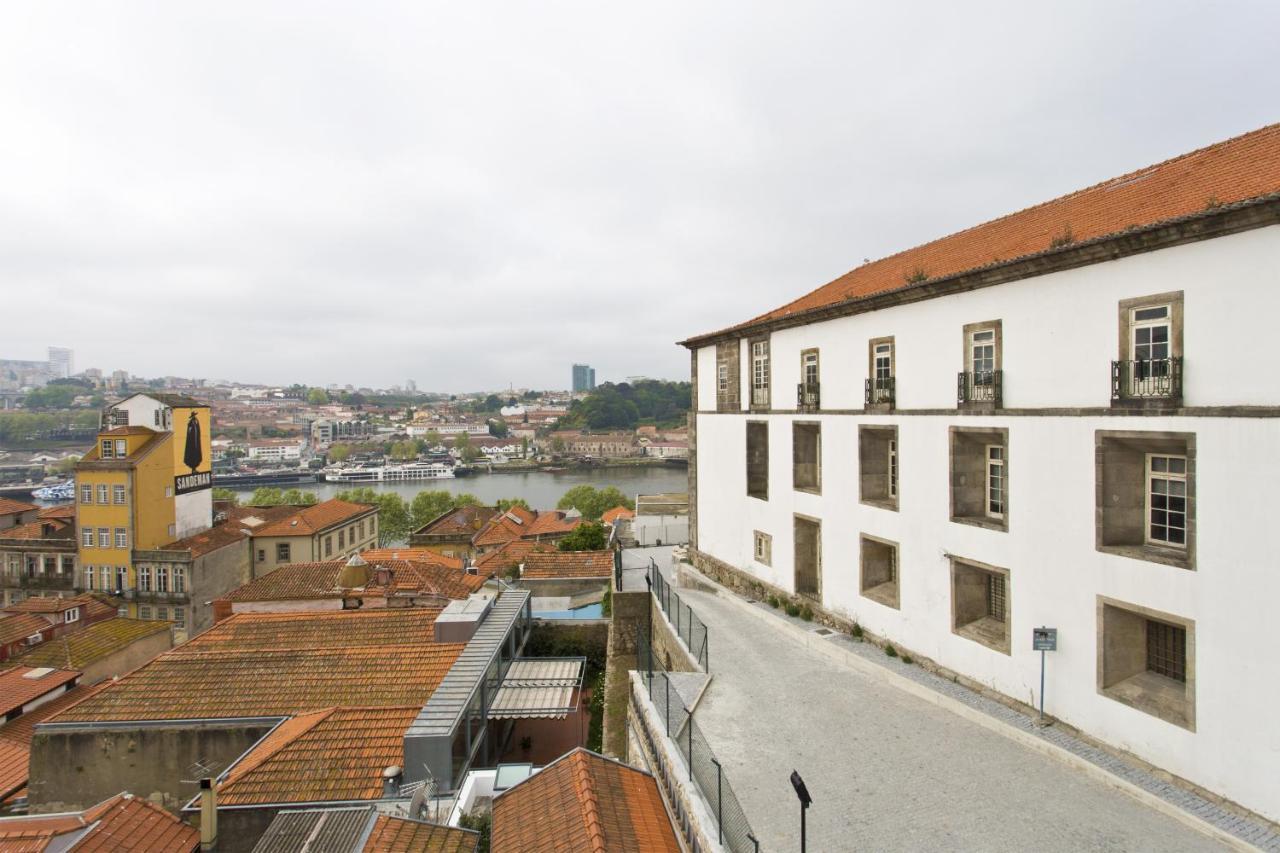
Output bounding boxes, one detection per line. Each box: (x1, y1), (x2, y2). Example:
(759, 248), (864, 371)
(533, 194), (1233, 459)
(666, 574), (1225, 852)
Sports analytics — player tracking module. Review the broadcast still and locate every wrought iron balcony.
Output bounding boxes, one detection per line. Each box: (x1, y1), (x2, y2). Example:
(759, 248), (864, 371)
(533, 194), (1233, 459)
(13, 574), (76, 590)
(796, 382), (821, 412)
(751, 386), (770, 409)
(958, 370), (1002, 407)
(865, 377), (895, 407)
(1112, 358), (1182, 401)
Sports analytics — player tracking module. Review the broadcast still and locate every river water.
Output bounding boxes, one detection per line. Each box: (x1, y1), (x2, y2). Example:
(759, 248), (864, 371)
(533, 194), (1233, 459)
(224, 464), (690, 508)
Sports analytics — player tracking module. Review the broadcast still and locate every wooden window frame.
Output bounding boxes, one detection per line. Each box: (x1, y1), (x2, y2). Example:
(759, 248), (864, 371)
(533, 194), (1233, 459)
(1145, 453), (1187, 549)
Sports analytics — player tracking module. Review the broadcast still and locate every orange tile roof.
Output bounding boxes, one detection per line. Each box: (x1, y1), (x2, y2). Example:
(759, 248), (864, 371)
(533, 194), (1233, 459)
(414, 505), (500, 538)
(0, 616), (53, 649)
(474, 541), (556, 574)
(521, 551), (613, 580)
(52, 609), (464, 723)
(3, 594), (106, 617)
(0, 520), (71, 541)
(0, 793), (198, 852)
(0, 684), (110, 802)
(364, 814), (479, 852)
(692, 122), (1280, 342)
(471, 508), (536, 548)
(35, 506), (75, 521)
(491, 749), (679, 853)
(524, 511), (582, 538)
(14, 619), (170, 672)
(0, 668), (78, 718)
(251, 500), (375, 538)
(360, 548), (464, 571)
(224, 559), (484, 603)
(601, 507), (634, 524)
(0, 501), (37, 518)
(216, 706), (420, 806)
(156, 521), (249, 558)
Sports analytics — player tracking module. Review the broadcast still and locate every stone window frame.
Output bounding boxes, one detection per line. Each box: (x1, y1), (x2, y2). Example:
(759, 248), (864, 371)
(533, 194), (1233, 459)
(960, 319), (1002, 410)
(1094, 430), (1195, 570)
(749, 333), (771, 412)
(859, 534), (899, 610)
(949, 426), (1009, 533)
(798, 348), (820, 412)
(793, 513), (822, 603)
(858, 425), (899, 511)
(746, 421), (769, 501)
(792, 421), (822, 495)
(715, 340), (741, 413)
(1096, 596), (1196, 731)
(1117, 291), (1184, 364)
(950, 555), (1011, 655)
(866, 335), (895, 409)
(753, 530), (772, 567)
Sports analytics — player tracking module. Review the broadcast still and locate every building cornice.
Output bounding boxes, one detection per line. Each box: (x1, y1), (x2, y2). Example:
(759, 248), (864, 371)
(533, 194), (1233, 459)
(678, 195), (1280, 349)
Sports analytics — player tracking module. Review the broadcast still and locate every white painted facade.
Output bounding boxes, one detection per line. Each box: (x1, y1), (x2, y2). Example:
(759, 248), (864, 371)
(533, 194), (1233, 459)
(691, 225), (1280, 821)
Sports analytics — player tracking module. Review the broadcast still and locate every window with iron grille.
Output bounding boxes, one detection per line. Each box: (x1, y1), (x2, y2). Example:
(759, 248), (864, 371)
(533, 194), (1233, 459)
(986, 573), (1006, 622)
(1147, 620), (1187, 682)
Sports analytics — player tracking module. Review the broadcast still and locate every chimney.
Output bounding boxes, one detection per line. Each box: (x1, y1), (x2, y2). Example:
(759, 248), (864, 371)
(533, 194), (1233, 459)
(338, 553), (371, 588)
(382, 764), (403, 798)
(199, 778), (217, 850)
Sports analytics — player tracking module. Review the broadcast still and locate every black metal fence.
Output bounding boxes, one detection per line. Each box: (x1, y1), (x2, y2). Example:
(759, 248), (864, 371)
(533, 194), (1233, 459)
(796, 382), (821, 412)
(648, 561), (709, 671)
(957, 369), (1002, 406)
(638, 626), (759, 852)
(1111, 357), (1182, 400)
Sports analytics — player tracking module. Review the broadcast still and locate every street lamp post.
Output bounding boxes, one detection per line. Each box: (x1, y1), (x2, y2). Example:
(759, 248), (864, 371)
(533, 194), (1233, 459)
(790, 770), (812, 853)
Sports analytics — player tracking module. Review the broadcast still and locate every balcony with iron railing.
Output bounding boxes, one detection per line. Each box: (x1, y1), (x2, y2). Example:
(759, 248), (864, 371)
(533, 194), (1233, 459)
(958, 370), (1002, 408)
(865, 376), (895, 408)
(1112, 358), (1182, 406)
(750, 385), (770, 410)
(796, 382), (821, 413)
(11, 573), (77, 591)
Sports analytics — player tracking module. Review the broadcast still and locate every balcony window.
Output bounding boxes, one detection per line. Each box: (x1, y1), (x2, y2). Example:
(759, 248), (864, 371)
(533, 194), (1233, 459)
(866, 337), (895, 407)
(798, 349), (820, 412)
(1113, 292), (1183, 405)
(157, 566), (169, 593)
(959, 321), (1002, 407)
(750, 338), (770, 409)
(138, 567), (151, 592)
(84, 566), (95, 590)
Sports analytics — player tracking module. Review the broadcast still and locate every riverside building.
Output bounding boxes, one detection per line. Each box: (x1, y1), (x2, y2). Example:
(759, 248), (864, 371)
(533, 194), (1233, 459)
(680, 124), (1280, 822)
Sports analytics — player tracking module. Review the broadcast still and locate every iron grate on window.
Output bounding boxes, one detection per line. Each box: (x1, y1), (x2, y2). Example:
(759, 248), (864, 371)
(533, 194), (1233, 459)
(1146, 620), (1187, 682)
(986, 573), (1006, 622)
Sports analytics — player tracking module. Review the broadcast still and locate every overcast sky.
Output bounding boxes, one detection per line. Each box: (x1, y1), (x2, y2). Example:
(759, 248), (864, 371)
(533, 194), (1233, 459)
(1, 2), (1275, 392)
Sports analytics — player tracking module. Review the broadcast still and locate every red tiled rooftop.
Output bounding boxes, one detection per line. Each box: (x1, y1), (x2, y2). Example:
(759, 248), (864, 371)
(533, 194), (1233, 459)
(414, 505), (500, 538)
(0, 616), (53, 650)
(521, 551), (613, 580)
(601, 507), (634, 524)
(251, 499), (375, 538)
(0, 668), (79, 719)
(0, 793), (198, 852)
(0, 684), (110, 802)
(524, 511), (582, 538)
(0, 501), (37, 518)
(224, 559), (485, 603)
(156, 521), (249, 558)
(474, 541), (555, 574)
(689, 122), (1280, 342)
(491, 748), (679, 853)
(364, 814), (479, 852)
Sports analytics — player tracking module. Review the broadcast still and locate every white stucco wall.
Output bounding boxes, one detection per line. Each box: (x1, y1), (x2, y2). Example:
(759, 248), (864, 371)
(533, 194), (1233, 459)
(692, 225), (1280, 821)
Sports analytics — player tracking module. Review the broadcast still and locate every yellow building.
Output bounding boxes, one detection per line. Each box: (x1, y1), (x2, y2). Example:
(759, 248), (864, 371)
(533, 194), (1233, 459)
(75, 393), (212, 620)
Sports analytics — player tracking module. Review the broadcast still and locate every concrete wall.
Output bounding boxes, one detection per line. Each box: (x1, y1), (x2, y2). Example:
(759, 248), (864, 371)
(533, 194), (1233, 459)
(190, 539), (252, 637)
(690, 224), (1280, 821)
(28, 721), (276, 813)
(209, 807), (278, 853)
(79, 628), (173, 686)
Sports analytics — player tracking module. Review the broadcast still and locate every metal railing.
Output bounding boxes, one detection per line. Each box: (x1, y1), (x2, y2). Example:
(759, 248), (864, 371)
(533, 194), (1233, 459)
(796, 382), (820, 412)
(638, 627), (759, 852)
(647, 561), (708, 671)
(1112, 357), (1182, 400)
(865, 376), (895, 407)
(750, 386), (770, 409)
(957, 369), (1002, 406)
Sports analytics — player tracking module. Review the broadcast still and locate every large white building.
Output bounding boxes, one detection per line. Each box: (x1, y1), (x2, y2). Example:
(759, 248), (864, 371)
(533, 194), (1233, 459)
(681, 124), (1280, 822)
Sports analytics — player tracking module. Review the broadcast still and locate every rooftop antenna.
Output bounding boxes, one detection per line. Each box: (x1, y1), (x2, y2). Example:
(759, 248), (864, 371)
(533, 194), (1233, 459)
(181, 757), (224, 785)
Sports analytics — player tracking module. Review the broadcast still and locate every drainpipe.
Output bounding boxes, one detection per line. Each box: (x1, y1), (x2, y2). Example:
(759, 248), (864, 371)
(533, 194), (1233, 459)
(199, 778), (217, 850)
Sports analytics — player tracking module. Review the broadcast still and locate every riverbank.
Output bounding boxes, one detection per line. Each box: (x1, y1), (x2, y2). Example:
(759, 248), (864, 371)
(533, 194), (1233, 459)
(472, 457), (686, 475)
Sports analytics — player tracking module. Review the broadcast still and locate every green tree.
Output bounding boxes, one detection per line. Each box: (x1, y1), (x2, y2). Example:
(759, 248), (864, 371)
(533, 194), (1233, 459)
(249, 487), (285, 506)
(328, 444), (352, 462)
(488, 419), (509, 438)
(22, 385), (79, 410)
(424, 430), (441, 447)
(50, 456), (80, 474)
(211, 487), (240, 506)
(336, 487), (411, 546)
(280, 488), (319, 506)
(410, 490), (458, 529)
(307, 388), (329, 405)
(495, 497), (530, 512)
(556, 486), (633, 521)
(452, 432), (472, 452)
(558, 522), (608, 551)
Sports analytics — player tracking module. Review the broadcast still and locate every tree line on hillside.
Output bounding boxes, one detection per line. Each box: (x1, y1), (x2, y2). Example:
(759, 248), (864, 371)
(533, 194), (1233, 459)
(556, 380), (691, 431)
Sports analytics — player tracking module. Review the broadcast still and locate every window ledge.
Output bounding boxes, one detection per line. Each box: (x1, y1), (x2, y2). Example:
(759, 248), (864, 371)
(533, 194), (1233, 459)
(747, 493), (769, 502)
(955, 617), (1010, 655)
(860, 498), (899, 513)
(1097, 543), (1192, 570)
(861, 582), (899, 610)
(1101, 671), (1193, 730)
(950, 515), (1008, 533)
(794, 486), (822, 496)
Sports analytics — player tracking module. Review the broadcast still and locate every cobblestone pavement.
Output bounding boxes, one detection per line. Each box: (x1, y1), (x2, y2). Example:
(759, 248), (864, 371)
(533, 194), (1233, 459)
(671, 578), (1232, 852)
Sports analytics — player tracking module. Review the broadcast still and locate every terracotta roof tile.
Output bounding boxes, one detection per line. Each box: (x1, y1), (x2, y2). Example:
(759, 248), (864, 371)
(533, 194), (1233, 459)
(0, 668), (78, 719)
(360, 549), (464, 571)
(35, 506), (75, 521)
(521, 551), (613, 580)
(224, 560), (484, 603)
(14, 619), (170, 672)
(524, 512), (582, 538)
(694, 122), (1280, 340)
(491, 749), (679, 853)
(53, 609), (463, 723)
(474, 541), (555, 574)
(216, 706), (421, 806)
(156, 521), (249, 558)
(1, 793), (202, 852)
(363, 814), (480, 852)
(0, 616), (53, 649)
(0, 501), (37, 518)
(0, 520), (71, 541)
(413, 505), (500, 538)
(251, 500), (375, 538)
(601, 507), (634, 524)
(471, 509), (535, 548)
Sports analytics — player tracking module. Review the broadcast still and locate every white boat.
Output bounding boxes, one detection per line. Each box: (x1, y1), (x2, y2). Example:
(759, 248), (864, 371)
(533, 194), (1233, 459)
(32, 481), (75, 501)
(322, 461), (456, 483)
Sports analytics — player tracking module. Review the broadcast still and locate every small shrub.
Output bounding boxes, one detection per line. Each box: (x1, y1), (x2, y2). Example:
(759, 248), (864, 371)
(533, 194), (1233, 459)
(901, 654), (914, 665)
(884, 643), (898, 658)
(851, 623), (864, 639)
(601, 586), (612, 618)
(903, 266), (929, 284)
(766, 595), (780, 609)
(784, 602), (801, 617)
(1204, 195), (1221, 210)
(799, 605), (813, 622)
(1049, 224), (1075, 249)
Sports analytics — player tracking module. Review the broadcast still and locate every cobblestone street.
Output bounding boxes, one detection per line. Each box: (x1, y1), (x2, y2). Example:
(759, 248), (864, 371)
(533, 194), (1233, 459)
(668, 572), (1228, 852)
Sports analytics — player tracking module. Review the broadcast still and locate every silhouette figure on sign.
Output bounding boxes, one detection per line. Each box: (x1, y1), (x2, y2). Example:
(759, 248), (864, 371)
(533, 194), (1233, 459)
(183, 411), (203, 473)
